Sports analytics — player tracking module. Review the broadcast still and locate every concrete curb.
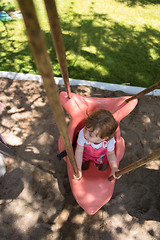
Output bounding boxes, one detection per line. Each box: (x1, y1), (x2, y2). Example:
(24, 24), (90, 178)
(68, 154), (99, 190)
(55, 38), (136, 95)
(0, 71), (160, 96)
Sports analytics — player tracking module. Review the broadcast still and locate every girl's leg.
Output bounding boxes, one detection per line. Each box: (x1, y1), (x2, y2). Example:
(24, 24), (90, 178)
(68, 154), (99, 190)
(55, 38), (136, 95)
(82, 161), (89, 170)
(95, 163), (107, 171)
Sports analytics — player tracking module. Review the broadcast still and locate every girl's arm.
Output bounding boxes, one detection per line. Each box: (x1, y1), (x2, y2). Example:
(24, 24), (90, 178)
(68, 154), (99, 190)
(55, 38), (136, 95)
(107, 150), (120, 179)
(73, 143), (84, 180)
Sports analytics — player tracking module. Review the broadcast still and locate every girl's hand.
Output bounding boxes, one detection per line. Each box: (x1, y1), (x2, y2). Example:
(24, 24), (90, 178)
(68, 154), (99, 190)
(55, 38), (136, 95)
(73, 170), (82, 181)
(112, 168), (121, 179)
(107, 150), (121, 179)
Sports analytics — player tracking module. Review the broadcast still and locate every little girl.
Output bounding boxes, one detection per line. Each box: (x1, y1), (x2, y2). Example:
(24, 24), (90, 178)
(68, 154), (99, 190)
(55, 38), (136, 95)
(74, 109), (120, 180)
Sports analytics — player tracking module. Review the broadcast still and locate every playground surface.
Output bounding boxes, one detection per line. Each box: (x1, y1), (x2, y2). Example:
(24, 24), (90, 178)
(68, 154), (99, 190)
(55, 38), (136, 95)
(0, 77), (160, 240)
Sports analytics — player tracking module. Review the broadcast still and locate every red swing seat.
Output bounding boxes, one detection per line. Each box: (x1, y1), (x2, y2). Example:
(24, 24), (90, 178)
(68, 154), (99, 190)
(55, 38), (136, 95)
(58, 91), (138, 215)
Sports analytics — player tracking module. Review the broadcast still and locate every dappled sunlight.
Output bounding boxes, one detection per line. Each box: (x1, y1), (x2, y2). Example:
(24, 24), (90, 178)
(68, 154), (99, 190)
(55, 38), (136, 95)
(1, 132), (23, 145)
(115, 0), (160, 7)
(37, 132), (54, 146)
(55, 208), (70, 227)
(146, 160), (160, 170)
(71, 211), (86, 224)
(0, 0), (160, 238)
(149, 48), (159, 61)
(25, 145), (40, 154)
(1, 0), (160, 87)
(142, 114), (151, 126)
(61, 9), (160, 87)
(6, 199), (40, 232)
(0, 79), (160, 239)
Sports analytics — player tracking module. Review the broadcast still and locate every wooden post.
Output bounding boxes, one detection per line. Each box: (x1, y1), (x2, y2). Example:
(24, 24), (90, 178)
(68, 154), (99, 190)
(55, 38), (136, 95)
(17, 0), (79, 177)
(126, 81), (160, 103)
(44, 0), (71, 98)
(108, 148), (160, 181)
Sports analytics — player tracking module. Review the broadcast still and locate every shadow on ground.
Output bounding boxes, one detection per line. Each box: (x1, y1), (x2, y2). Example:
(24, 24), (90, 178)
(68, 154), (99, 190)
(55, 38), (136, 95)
(0, 78), (160, 239)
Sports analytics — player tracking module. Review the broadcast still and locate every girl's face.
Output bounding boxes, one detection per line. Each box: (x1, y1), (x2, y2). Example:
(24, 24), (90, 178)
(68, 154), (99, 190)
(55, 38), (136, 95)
(84, 127), (108, 144)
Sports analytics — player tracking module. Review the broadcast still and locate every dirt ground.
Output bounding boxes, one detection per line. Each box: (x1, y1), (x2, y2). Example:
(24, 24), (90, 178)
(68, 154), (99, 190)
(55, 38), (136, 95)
(0, 77), (160, 240)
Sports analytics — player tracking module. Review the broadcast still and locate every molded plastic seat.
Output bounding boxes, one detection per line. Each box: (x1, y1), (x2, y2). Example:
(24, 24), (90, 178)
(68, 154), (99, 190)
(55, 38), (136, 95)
(58, 92), (138, 215)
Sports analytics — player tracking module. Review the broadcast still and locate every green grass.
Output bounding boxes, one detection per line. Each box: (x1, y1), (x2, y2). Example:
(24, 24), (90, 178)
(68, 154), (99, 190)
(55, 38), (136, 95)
(0, 0), (160, 87)
(0, 0), (18, 11)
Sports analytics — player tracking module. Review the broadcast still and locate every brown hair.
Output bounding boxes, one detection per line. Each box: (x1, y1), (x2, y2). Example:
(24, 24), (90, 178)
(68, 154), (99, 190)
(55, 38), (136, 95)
(85, 109), (118, 139)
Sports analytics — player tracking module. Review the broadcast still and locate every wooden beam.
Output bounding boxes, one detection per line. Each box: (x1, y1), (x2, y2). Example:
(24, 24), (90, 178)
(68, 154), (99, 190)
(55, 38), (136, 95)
(44, 0), (71, 98)
(108, 148), (160, 181)
(17, 0), (79, 177)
